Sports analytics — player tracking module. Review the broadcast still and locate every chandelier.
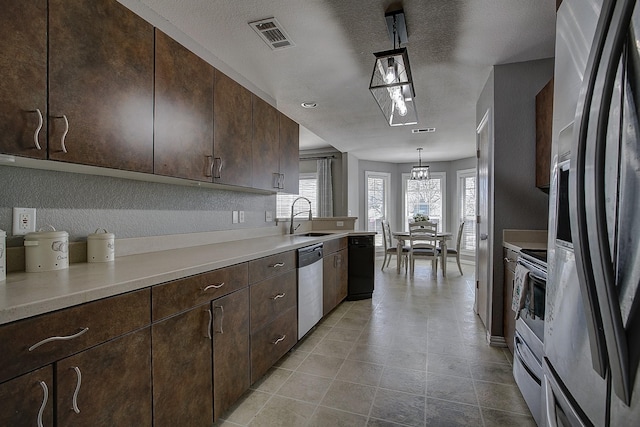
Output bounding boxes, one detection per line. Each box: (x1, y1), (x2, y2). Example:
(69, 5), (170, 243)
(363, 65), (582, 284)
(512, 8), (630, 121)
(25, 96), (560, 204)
(369, 10), (418, 126)
(410, 148), (430, 180)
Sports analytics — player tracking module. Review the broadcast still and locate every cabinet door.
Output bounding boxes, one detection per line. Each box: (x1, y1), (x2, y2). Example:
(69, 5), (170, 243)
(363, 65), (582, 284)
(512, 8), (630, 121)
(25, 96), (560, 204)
(213, 70), (253, 187)
(323, 255), (338, 316)
(0, 366), (53, 427)
(56, 328), (152, 426)
(48, 0), (154, 172)
(0, 0), (47, 159)
(152, 305), (213, 426)
(251, 95), (280, 191)
(213, 288), (250, 421)
(503, 249), (518, 354)
(154, 30), (214, 182)
(336, 248), (349, 303)
(279, 112), (299, 194)
(536, 78), (553, 189)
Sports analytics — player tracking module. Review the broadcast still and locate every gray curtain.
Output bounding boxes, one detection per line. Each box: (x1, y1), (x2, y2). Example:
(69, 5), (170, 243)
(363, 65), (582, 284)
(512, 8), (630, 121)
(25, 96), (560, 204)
(316, 159), (333, 217)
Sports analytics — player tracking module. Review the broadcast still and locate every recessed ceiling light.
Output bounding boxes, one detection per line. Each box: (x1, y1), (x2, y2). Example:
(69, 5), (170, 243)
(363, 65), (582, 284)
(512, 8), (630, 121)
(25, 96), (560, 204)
(301, 102), (318, 109)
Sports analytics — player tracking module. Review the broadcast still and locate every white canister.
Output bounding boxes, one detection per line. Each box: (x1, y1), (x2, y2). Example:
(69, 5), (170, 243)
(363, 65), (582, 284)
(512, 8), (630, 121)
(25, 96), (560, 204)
(0, 229), (6, 281)
(24, 226), (69, 272)
(87, 229), (115, 263)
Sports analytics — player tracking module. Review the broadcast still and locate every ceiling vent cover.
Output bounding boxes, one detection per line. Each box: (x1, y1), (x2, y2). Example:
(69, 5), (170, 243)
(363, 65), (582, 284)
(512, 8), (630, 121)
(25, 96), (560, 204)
(249, 17), (295, 50)
(411, 128), (436, 134)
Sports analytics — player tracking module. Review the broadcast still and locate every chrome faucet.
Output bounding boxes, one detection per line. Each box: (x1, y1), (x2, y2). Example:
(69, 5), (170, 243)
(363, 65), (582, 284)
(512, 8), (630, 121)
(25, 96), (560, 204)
(289, 197), (312, 234)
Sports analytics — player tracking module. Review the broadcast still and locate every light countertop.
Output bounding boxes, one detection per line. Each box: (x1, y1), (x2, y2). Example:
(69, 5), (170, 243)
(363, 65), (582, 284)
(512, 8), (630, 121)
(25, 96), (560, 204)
(0, 230), (373, 325)
(502, 229), (548, 252)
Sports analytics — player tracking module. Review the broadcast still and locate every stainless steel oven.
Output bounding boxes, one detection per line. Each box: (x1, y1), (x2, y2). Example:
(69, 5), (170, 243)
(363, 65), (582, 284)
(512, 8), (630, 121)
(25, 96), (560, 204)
(513, 249), (547, 426)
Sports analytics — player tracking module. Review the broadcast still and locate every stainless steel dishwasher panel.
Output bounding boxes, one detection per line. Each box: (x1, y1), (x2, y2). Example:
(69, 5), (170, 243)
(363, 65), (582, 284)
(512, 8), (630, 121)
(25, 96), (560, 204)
(297, 243), (323, 340)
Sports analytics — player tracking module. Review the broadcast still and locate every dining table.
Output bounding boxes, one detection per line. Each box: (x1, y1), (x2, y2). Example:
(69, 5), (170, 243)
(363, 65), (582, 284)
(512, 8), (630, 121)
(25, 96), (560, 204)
(392, 231), (453, 276)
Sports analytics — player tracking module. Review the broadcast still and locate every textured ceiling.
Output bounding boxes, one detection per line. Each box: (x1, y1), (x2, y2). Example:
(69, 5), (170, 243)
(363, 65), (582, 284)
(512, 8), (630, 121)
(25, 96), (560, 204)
(134, 0), (556, 163)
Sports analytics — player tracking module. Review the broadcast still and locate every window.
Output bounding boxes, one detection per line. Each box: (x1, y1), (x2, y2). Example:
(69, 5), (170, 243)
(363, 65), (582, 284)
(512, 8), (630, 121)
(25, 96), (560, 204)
(457, 168), (476, 254)
(365, 171), (390, 247)
(276, 173), (318, 218)
(402, 172), (446, 232)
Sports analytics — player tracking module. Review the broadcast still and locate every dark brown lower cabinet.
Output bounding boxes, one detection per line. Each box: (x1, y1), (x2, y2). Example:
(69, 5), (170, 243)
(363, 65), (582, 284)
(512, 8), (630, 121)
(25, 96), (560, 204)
(0, 366), (53, 426)
(250, 307), (297, 384)
(213, 288), (250, 421)
(152, 305), (213, 426)
(323, 247), (348, 315)
(56, 327), (152, 426)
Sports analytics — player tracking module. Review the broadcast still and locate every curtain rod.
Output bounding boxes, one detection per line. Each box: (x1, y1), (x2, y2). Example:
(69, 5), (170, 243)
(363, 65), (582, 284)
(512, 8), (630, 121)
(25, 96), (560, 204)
(300, 155), (336, 161)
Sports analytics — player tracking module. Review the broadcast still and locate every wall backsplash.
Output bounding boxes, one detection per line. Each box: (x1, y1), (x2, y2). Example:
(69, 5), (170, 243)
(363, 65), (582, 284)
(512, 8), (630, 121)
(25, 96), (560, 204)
(0, 166), (277, 245)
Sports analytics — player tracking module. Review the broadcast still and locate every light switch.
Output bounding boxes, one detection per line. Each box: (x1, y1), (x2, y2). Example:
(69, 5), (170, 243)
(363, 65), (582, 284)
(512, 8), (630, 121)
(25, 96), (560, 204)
(232, 211), (239, 224)
(239, 211), (245, 223)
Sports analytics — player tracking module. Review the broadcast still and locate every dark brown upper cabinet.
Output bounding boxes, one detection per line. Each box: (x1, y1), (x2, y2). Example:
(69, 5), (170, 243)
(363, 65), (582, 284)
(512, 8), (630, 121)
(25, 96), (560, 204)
(279, 112), (300, 194)
(536, 78), (553, 190)
(213, 70), (253, 187)
(48, 0), (154, 173)
(251, 95), (280, 191)
(0, 0), (48, 159)
(154, 30), (214, 182)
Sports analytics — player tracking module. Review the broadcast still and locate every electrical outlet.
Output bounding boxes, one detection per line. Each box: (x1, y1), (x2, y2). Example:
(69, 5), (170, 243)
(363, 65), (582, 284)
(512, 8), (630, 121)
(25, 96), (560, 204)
(239, 211), (245, 223)
(232, 211), (239, 224)
(265, 211), (273, 222)
(13, 207), (36, 235)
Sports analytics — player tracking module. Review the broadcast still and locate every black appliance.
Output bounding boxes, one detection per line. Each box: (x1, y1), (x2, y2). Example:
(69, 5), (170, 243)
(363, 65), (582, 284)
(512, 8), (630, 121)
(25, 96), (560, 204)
(347, 235), (374, 300)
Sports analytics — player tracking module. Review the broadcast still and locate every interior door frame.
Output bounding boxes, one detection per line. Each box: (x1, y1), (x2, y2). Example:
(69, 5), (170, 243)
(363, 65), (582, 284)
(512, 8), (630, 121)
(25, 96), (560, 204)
(476, 108), (493, 333)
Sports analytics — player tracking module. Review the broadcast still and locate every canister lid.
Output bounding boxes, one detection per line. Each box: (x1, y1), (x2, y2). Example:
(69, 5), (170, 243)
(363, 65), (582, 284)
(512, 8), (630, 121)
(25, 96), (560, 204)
(24, 226), (68, 241)
(87, 228), (114, 240)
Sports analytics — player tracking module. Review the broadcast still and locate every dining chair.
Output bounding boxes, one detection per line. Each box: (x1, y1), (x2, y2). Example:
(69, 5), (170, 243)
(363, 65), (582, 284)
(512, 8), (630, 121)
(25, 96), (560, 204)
(439, 220), (465, 275)
(408, 220), (439, 275)
(381, 219), (409, 271)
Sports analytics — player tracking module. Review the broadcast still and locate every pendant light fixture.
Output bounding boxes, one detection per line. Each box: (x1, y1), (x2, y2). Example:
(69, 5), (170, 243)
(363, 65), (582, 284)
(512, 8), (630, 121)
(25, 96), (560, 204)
(369, 10), (418, 126)
(410, 148), (430, 180)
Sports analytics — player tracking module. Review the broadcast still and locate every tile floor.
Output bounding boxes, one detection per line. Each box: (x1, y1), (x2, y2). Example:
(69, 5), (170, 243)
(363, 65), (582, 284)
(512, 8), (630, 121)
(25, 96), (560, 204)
(215, 257), (535, 426)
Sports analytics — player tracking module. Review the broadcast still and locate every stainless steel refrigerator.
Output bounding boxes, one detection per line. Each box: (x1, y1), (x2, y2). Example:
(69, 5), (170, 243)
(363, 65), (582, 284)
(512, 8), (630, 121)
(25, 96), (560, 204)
(545, 0), (640, 425)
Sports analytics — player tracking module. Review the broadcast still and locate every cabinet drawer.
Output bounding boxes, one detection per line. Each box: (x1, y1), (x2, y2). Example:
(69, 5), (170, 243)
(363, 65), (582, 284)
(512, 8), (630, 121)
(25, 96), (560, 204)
(152, 263), (248, 320)
(250, 269), (296, 333)
(248, 251), (295, 284)
(250, 307), (297, 384)
(0, 289), (150, 383)
(323, 237), (347, 255)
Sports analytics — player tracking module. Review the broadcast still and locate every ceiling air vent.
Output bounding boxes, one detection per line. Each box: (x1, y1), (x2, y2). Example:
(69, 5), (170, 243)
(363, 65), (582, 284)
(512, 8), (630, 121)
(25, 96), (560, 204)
(411, 128), (436, 134)
(249, 17), (295, 50)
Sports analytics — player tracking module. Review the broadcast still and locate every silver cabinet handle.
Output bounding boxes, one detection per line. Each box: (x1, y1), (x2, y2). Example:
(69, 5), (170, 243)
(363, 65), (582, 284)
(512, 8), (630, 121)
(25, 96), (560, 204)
(54, 115), (69, 153)
(33, 109), (43, 150)
(214, 305), (224, 334)
(205, 155), (214, 177)
(272, 335), (286, 345)
(214, 158), (222, 179)
(29, 327), (89, 351)
(269, 262), (285, 268)
(206, 309), (213, 340)
(71, 366), (82, 414)
(270, 293), (286, 300)
(203, 283), (224, 292)
(37, 381), (48, 427)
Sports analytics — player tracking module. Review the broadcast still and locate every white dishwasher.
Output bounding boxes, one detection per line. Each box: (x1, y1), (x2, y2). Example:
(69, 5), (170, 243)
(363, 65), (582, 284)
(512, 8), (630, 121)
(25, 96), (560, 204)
(297, 243), (323, 339)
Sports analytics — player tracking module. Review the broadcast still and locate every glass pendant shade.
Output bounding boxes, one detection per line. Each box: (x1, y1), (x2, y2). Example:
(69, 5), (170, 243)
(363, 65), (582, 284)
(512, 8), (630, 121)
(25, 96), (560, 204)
(410, 148), (430, 180)
(369, 48), (418, 126)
